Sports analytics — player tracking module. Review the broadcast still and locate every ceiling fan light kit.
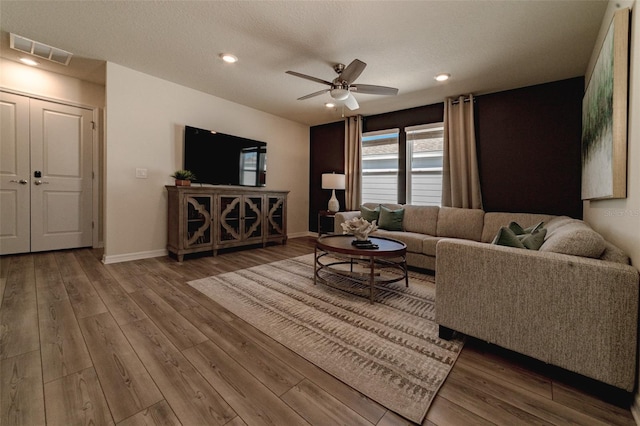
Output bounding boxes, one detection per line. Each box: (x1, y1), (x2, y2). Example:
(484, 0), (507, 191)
(286, 58), (398, 111)
(330, 88), (349, 101)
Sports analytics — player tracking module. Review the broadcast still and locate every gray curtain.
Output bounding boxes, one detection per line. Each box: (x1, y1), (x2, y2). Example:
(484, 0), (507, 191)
(441, 95), (483, 209)
(344, 116), (362, 210)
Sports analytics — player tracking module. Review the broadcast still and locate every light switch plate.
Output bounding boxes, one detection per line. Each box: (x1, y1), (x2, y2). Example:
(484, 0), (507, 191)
(135, 168), (148, 179)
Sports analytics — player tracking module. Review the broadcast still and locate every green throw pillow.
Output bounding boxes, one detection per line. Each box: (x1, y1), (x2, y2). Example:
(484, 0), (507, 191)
(517, 228), (547, 250)
(509, 221), (544, 235)
(492, 227), (525, 248)
(360, 205), (380, 223)
(495, 221), (546, 250)
(378, 205), (404, 231)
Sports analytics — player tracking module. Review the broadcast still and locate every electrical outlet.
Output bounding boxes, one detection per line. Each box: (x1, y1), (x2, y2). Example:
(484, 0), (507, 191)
(135, 168), (148, 179)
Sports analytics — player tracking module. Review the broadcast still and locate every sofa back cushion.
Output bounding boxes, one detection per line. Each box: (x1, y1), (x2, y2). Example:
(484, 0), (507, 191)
(481, 212), (555, 243)
(403, 205), (439, 235)
(600, 241), (631, 264)
(538, 216), (605, 258)
(436, 207), (485, 241)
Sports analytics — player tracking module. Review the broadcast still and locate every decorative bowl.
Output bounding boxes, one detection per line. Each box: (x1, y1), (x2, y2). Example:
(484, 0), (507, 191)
(341, 217), (378, 241)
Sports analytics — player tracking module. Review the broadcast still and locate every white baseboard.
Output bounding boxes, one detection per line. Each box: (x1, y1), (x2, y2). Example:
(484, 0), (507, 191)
(101, 234), (318, 264)
(102, 248), (167, 264)
(289, 231), (317, 239)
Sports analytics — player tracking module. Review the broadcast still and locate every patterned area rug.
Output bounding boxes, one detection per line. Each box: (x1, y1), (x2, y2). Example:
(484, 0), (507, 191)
(188, 254), (463, 423)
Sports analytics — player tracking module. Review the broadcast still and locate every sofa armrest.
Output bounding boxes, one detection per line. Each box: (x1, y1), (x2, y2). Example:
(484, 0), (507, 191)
(333, 211), (361, 234)
(435, 239), (639, 390)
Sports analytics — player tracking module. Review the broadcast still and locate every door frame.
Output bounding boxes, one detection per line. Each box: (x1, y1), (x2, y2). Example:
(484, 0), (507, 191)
(0, 88), (102, 248)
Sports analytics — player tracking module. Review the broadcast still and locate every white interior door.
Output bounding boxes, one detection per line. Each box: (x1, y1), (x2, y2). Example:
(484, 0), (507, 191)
(0, 92), (31, 254)
(30, 99), (93, 252)
(0, 93), (93, 255)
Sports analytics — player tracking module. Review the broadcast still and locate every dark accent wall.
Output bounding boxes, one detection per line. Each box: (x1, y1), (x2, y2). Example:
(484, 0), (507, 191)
(308, 77), (585, 231)
(362, 103), (445, 132)
(476, 77), (584, 218)
(309, 121), (344, 232)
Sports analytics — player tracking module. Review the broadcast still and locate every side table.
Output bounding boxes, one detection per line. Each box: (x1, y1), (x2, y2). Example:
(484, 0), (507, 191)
(318, 210), (337, 236)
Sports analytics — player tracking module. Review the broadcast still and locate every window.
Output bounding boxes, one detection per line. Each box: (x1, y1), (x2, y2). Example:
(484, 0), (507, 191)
(406, 123), (444, 205)
(361, 123), (443, 205)
(361, 129), (399, 203)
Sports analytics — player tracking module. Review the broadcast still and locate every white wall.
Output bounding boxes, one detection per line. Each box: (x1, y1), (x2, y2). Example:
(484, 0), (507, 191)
(583, 2), (640, 422)
(0, 58), (106, 245)
(104, 62), (309, 262)
(0, 58), (105, 107)
(583, 0), (640, 267)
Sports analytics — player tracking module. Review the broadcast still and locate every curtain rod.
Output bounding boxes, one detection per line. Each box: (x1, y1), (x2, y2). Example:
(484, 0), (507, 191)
(450, 96), (476, 105)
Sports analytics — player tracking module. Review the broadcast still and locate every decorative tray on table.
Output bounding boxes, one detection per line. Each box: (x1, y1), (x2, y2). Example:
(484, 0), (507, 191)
(351, 240), (379, 249)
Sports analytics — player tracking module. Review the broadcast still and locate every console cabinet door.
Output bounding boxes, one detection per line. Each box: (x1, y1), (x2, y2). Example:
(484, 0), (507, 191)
(217, 194), (264, 245)
(243, 196), (263, 241)
(266, 195), (286, 240)
(218, 195), (242, 244)
(185, 195), (213, 248)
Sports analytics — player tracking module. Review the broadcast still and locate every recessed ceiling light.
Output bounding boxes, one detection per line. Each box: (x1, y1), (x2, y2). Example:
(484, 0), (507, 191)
(219, 53), (238, 63)
(325, 102), (335, 108)
(435, 73), (451, 82)
(19, 57), (39, 66)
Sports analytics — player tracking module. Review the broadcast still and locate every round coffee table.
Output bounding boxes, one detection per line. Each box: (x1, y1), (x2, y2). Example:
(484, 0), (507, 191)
(314, 235), (408, 303)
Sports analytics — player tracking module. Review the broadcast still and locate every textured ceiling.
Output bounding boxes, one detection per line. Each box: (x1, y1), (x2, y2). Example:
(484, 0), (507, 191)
(0, 1), (608, 126)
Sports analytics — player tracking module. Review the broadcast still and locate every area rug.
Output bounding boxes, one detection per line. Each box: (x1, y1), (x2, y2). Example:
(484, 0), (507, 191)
(187, 254), (463, 423)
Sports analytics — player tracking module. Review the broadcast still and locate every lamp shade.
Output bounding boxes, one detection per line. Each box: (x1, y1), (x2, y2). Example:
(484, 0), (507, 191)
(322, 173), (345, 190)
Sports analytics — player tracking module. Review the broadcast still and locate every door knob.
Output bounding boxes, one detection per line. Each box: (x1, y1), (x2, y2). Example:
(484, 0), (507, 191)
(9, 179), (28, 184)
(34, 180), (49, 185)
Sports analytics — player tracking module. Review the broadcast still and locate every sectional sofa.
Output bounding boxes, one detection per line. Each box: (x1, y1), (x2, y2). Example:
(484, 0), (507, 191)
(333, 204), (639, 391)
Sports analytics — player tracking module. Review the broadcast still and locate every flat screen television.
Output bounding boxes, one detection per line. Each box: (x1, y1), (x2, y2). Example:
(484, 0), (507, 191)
(184, 125), (267, 187)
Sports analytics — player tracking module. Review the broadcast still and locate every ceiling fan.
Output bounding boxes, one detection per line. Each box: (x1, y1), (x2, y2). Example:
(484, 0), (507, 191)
(286, 59), (398, 111)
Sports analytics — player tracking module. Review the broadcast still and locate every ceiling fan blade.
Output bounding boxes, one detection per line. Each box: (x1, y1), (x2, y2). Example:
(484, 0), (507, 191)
(339, 59), (366, 84)
(297, 89), (330, 100)
(286, 70), (332, 86)
(343, 93), (360, 110)
(351, 84), (399, 96)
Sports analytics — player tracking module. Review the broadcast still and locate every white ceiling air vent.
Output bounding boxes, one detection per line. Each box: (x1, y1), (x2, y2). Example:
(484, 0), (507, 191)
(10, 33), (73, 66)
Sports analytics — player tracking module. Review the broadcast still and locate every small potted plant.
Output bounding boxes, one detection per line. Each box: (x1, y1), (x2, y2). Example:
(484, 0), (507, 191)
(171, 170), (196, 186)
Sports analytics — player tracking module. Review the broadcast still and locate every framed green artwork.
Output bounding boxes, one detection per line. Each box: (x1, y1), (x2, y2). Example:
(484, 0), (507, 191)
(581, 8), (630, 200)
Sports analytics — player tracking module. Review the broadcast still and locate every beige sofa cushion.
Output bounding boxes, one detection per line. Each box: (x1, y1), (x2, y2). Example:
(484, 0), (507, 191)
(422, 235), (444, 256)
(371, 229), (423, 253)
(481, 212), (555, 243)
(436, 207), (484, 241)
(539, 217), (605, 259)
(600, 241), (631, 265)
(403, 205), (439, 235)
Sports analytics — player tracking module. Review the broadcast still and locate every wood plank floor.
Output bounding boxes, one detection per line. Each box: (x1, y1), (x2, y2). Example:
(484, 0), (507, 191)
(0, 236), (635, 425)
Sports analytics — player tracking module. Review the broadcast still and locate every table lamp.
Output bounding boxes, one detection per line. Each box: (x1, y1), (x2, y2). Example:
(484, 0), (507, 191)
(322, 173), (345, 213)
